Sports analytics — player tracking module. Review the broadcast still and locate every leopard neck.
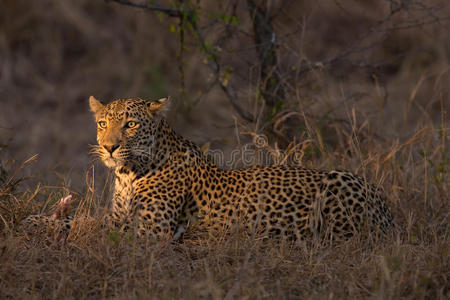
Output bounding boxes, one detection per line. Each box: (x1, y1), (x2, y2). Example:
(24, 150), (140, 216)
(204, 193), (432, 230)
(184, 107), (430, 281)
(114, 117), (212, 179)
(152, 118), (212, 169)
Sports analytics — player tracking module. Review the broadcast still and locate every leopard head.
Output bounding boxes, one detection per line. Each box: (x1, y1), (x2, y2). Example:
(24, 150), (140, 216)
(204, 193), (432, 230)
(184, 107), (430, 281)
(89, 96), (170, 169)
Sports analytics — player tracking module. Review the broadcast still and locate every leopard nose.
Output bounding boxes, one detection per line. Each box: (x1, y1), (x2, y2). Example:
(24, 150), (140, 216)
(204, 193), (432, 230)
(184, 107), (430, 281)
(103, 144), (119, 154)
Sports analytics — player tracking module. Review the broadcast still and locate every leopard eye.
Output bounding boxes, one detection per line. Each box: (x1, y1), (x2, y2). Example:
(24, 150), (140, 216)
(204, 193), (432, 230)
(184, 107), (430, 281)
(98, 121), (107, 129)
(126, 121), (137, 128)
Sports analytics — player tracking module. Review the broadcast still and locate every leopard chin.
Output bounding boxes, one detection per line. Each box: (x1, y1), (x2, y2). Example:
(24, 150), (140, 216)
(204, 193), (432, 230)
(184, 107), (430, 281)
(102, 156), (120, 168)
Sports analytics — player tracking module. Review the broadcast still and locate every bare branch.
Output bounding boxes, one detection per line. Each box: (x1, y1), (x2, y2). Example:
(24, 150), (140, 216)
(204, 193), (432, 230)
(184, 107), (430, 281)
(106, 0), (182, 17)
(107, 0), (255, 122)
(188, 21), (255, 122)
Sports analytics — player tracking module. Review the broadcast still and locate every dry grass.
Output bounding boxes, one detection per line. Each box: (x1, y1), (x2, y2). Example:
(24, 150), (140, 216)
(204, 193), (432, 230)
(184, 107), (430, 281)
(0, 0), (449, 299)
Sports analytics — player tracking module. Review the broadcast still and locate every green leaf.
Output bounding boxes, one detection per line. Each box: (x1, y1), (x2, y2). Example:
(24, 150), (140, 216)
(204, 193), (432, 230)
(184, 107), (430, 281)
(108, 230), (121, 246)
(231, 16), (239, 25)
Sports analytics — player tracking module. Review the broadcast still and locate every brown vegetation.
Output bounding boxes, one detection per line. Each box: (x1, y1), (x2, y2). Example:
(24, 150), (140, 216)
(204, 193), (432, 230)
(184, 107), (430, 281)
(0, 0), (448, 298)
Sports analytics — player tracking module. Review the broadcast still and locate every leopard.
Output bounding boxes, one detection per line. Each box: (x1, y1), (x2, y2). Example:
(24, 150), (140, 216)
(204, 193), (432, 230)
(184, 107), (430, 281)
(21, 96), (395, 241)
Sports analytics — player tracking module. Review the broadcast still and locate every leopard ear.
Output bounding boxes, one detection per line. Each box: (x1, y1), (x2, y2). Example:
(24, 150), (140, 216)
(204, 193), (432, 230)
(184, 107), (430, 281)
(146, 96), (170, 114)
(89, 96), (104, 113)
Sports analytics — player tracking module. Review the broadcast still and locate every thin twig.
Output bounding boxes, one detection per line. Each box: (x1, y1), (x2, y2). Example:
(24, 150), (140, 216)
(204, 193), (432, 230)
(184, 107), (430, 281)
(107, 0), (255, 122)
